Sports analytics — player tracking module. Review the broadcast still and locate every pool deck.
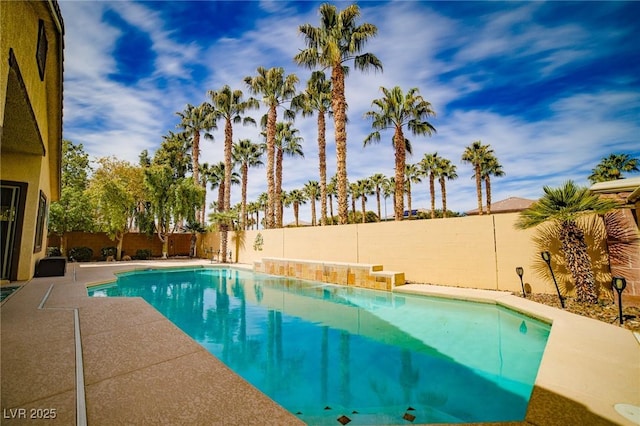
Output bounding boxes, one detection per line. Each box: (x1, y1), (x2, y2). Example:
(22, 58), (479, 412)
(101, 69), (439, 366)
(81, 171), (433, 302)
(1, 260), (638, 425)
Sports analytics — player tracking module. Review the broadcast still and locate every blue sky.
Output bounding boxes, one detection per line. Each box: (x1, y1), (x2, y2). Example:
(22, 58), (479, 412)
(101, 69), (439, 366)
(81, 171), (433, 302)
(59, 1), (640, 223)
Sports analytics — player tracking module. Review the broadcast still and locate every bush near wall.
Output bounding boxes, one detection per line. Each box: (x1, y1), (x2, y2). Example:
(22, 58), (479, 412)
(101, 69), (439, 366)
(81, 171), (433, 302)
(47, 232), (193, 260)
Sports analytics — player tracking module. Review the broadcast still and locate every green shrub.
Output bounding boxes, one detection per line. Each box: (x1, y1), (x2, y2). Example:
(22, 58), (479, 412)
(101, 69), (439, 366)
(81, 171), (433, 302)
(101, 246), (117, 260)
(47, 247), (62, 257)
(69, 246), (93, 262)
(135, 249), (152, 260)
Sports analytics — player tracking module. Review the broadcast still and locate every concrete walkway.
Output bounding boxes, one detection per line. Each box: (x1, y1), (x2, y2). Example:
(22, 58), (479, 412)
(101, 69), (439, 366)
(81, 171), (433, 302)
(1, 260), (638, 425)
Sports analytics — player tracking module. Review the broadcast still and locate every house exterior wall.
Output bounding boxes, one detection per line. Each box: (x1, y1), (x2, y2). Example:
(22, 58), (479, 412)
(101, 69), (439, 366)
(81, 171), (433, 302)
(1, 1), (63, 280)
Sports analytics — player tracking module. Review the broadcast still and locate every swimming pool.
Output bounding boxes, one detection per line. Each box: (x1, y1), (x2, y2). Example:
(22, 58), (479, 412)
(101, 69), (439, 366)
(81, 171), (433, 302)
(89, 267), (550, 425)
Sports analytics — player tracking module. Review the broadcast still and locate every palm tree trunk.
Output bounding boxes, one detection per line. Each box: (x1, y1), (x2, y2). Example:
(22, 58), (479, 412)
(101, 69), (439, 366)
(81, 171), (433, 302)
(484, 175), (492, 215)
(294, 203), (299, 226)
(439, 177), (447, 218)
(241, 164), (248, 230)
(376, 188), (381, 221)
(332, 66), (348, 225)
(394, 128), (406, 221)
(560, 221), (598, 303)
(361, 197), (366, 224)
(311, 198), (317, 226)
(318, 111), (327, 226)
(429, 174), (436, 219)
(329, 194), (334, 223)
(192, 131), (201, 186)
(266, 106), (277, 228)
(407, 182), (412, 219)
(275, 146), (283, 228)
(223, 119), (233, 212)
(475, 164), (483, 215)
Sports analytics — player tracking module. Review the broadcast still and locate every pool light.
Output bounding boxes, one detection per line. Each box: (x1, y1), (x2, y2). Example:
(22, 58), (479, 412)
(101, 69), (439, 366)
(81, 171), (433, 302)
(515, 267), (526, 298)
(541, 251), (565, 309)
(611, 276), (627, 325)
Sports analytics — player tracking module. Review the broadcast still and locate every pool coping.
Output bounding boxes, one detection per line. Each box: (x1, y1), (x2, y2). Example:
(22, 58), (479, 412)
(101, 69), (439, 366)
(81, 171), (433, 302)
(1, 260), (638, 425)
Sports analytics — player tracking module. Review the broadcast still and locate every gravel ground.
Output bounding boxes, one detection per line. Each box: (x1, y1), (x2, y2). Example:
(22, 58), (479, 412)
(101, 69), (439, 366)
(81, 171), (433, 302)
(523, 293), (640, 332)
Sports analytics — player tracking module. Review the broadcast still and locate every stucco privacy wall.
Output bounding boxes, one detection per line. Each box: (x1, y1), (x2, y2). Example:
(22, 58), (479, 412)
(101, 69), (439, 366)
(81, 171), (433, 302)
(231, 213), (579, 295)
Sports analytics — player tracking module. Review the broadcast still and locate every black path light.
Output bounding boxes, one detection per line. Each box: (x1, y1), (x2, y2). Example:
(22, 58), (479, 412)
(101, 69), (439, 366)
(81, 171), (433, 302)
(612, 276), (627, 325)
(515, 267), (526, 298)
(541, 251), (565, 309)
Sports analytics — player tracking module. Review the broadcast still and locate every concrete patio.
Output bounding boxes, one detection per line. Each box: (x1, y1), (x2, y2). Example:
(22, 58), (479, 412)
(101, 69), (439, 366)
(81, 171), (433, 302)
(1, 260), (638, 425)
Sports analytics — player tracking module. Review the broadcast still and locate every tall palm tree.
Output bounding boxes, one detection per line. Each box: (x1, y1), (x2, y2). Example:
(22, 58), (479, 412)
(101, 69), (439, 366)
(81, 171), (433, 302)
(287, 189), (307, 227)
(355, 178), (374, 223)
(481, 154), (505, 215)
(382, 176), (395, 221)
(435, 157), (458, 218)
(369, 173), (387, 222)
(292, 71), (333, 226)
(273, 122), (304, 227)
(295, 3), (383, 225)
(247, 201), (259, 230)
(232, 139), (263, 230)
(419, 152), (440, 219)
(404, 163), (422, 219)
(462, 141), (493, 215)
(244, 67), (298, 229)
(199, 162), (212, 225)
(304, 180), (321, 226)
(176, 103), (215, 186)
(588, 153), (639, 183)
(364, 86), (436, 220)
(516, 181), (619, 303)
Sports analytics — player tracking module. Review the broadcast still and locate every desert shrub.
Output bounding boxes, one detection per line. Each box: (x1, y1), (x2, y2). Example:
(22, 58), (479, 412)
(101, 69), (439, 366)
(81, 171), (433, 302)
(101, 246), (117, 260)
(69, 246), (93, 262)
(47, 247), (62, 257)
(135, 249), (152, 260)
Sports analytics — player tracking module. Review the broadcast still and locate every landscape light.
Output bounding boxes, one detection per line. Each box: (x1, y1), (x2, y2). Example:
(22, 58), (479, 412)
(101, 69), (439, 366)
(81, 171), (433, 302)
(612, 276), (627, 325)
(541, 251), (565, 309)
(515, 267), (526, 298)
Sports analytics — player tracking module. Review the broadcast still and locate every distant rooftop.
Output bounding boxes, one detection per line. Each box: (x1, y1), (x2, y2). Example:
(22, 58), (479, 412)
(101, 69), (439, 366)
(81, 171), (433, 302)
(465, 197), (535, 215)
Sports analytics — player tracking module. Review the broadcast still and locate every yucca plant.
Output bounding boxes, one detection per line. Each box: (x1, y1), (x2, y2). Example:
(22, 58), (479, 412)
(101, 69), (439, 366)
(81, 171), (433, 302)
(516, 181), (619, 303)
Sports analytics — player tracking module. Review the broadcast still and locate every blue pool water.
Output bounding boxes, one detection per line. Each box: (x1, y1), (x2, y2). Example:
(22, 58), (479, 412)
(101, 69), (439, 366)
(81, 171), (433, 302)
(89, 267), (550, 425)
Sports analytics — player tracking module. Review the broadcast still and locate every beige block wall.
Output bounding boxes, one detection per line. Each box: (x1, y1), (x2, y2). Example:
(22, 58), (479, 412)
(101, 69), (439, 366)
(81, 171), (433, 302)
(228, 213), (612, 296)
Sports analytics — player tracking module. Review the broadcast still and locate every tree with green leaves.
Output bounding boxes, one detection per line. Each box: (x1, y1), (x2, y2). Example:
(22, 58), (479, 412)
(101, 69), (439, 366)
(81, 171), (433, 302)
(176, 103), (215, 186)
(273, 122), (304, 227)
(364, 86), (436, 220)
(303, 180), (321, 226)
(88, 157), (145, 260)
(382, 176), (395, 221)
(295, 3), (382, 225)
(516, 180), (620, 303)
(233, 139), (263, 230)
(48, 140), (96, 255)
(292, 71), (333, 226)
(588, 153), (639, 183)
(419, 153), (440, 219)
(404, 163), (422, 219)
(435, 157), (458, 218)
(244, 66), (298, 229)
(481, 154), (505, 215)
(354, 178), (374, 223)
(368, 173), (387, 222)
(287, 189), (307, 227)
(462, 141), (493, 215)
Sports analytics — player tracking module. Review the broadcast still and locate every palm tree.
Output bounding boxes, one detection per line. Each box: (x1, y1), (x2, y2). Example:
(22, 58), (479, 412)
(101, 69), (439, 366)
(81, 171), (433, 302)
(462, 141), (493, 215)
(404, 163), (422, 219)
(303, 180), (321, 226)
(355, 178), (374, 223)
(257, 192), (268, 230)
(327, 174), (338, 223)
(244, 67), (298, 229)
(247, 201), (259, 230)
(176, 103), (215, 186)
(232, 139), (263, 230)
(419, 153), (440, 219)
(295, 3), (383, 225)
(516, 181), (619, 303)
(369, 173), (387, 222)
(435, 157), (458, 218)
(273, 122), (304, 227)
(287, 189), (307, 227)
(292, 71), (333, 226)
(382, 177), (395, 221)
(199, 162), (213, 225)
(588, 153), (639, 183)
(364, 86), (436, 220)
(349, 182), (359, 219)
(481, 154), (505, 215)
